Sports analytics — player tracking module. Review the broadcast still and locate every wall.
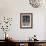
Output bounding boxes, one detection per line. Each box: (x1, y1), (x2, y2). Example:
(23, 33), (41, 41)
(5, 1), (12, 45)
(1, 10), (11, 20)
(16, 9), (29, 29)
(0, 0), (46, 40)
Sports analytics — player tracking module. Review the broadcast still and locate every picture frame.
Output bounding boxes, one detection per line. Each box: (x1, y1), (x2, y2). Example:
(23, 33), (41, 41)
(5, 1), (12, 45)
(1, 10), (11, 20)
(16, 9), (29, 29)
(20, 13), (33, 29)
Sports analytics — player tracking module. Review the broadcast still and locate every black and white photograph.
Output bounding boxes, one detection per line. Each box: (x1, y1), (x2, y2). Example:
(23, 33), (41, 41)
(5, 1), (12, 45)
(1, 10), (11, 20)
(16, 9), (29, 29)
(0, 0), (45, 46)
(20, 13), (33, 28)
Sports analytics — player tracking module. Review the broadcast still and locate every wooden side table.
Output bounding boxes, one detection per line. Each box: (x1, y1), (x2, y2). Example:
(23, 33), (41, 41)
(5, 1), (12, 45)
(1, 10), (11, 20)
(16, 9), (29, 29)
(16, 43), (28, 46)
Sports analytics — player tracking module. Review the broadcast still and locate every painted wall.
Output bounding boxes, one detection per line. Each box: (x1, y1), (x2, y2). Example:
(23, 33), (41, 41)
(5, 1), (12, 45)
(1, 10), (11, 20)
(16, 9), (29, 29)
(0, 0), (46, 40)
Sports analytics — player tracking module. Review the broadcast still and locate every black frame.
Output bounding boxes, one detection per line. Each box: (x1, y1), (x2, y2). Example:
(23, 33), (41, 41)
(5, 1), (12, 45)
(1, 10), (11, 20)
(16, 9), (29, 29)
(20, 13), (33, 29)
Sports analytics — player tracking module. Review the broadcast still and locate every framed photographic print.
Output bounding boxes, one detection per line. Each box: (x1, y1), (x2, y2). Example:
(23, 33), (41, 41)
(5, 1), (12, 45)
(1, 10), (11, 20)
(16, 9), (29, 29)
(20, 13), (33, 29)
